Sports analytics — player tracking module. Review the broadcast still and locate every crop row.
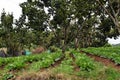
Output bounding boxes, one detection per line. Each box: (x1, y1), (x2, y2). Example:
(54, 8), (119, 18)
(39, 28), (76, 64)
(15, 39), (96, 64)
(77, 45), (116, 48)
(82, 47), (120, 64)
(0, 51), (62, 71)
(0, 53), (47, 66)
(29, 52), (63, 71)
(71, 50), (96, 71)
(54, 56), (74, 74)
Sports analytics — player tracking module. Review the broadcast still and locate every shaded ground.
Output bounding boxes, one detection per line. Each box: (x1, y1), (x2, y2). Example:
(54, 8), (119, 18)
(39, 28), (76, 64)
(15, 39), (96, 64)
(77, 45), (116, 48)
(80, 50), (120, 70)
(15, 70), (80, 80)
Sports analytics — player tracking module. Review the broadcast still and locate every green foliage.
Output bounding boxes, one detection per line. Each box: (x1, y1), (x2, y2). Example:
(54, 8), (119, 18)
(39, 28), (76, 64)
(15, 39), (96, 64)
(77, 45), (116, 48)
(0, 49), (120, 79)
(54, 58), (74, 74)
(61, 58), (73, 65)
(82, 47), (120, 64)
(70, 49), (96, 71)
(0, 0), (120, 78)
(73, 52), (96, 71)
(2, 73), (14, 80)
(103, 43), (112, 47)
(5, 61), (25, 70)
(20, 0), (49, 46)
(0, 0), (119, 54)
(0, 0), (119, 56)
(30, 58), (54, 71)
(105, 68), (120, 80)
(49, 46), (60, 52)
(30, 52), (62, 71)
(0, 58), (15, 66)
(0, 52), (62, 71)
(21, 53), (47, 63)
(0, 11), (19, 56)
(55, 65), (74, 74)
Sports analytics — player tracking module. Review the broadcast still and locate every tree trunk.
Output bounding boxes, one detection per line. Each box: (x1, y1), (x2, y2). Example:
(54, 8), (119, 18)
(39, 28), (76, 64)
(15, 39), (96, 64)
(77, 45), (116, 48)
(7, 43), (21, 57)
(62, 26), (68, 54)
(75, 38), (78, 50)
(61, 40), (65, 54)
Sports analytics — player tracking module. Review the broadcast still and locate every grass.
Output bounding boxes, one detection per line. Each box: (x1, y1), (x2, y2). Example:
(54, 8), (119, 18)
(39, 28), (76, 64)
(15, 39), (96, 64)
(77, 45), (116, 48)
(0, 48), (120, 80)
(54, 58), (74, 74)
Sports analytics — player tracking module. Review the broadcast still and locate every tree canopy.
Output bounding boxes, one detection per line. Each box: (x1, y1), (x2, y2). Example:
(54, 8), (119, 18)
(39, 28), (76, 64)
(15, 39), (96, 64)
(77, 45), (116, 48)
(0, 0), (120, 55)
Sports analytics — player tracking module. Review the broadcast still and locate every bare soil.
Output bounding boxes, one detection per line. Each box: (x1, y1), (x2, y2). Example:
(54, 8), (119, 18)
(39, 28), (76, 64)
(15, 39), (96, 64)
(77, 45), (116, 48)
(80, 50), (120, 70)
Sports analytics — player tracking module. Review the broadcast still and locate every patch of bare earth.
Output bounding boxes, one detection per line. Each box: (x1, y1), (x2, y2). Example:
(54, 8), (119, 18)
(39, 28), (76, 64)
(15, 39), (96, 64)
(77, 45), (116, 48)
(80, 50), (120, 70)
(0, 65), (4, 70)
(14, 70), (81, 80)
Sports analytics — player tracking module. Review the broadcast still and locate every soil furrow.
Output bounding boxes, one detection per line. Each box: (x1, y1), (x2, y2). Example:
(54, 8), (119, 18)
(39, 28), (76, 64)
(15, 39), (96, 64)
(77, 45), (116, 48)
(80, 50), (120, 70)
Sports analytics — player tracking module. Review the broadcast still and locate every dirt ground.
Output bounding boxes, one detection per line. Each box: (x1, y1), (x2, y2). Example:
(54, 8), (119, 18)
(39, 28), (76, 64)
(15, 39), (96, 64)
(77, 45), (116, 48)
(80, 50), (120, 70)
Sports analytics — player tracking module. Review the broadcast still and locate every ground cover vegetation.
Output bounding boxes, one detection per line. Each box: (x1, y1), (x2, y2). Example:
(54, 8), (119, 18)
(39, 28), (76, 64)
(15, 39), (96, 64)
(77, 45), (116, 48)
(0, 49), (120, 80)
(82, 47), (120, 64)
(0, 0), (120, 79)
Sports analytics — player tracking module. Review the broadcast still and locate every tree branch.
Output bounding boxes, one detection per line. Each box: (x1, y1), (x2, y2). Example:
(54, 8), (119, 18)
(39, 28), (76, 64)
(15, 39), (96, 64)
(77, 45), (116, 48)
(108, 0), (116, 18)
(116, 0), (120, 16)
(96, 0), (115, 22)
(96, 0), (120, 33)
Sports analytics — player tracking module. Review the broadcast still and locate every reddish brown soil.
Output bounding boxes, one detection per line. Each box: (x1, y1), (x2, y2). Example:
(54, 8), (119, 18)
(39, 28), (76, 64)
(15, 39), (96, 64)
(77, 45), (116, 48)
(0, 65), (4, 70)
(80, 50), (120, 70)
(69, 53), (80, 72)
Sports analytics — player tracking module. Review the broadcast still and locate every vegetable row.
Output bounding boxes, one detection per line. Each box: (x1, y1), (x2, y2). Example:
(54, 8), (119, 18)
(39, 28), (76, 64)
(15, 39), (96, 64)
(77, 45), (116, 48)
(0, 52), (62, 71)
(71, 50), (96, 71)
(82, 47), (120, 64)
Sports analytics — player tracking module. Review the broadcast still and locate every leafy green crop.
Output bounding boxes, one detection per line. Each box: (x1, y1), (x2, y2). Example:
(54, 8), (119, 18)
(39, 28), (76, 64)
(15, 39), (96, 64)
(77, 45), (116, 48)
(30, 52), (62, 71)
(54, 57), (74, 74)
(71, 51), (96, 71)
(0, 58), (15, 66)
(5, 60), (25, 70)
(2, 73), (14, 80)
(82, 47), (120, 64)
